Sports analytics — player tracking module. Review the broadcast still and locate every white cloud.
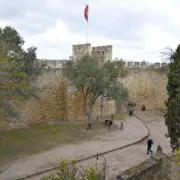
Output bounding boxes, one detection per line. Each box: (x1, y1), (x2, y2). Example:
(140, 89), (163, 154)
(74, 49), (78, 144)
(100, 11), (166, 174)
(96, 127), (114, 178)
(0, 0), (179, 62)
(24, 20), (85, 59)
(0, 19), (12, 27)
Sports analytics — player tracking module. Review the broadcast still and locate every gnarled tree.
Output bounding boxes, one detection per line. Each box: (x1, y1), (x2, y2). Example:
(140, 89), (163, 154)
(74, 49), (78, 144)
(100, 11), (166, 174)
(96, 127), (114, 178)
(63, 55), (127, 128)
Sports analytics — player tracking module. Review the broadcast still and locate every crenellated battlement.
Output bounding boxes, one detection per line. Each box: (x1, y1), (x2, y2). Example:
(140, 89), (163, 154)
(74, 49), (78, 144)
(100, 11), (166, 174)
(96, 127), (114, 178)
(121, 61), (168, 69)
(72, 43), (112, 63)
(36, 42), (171, 71)
(38, 59), (66, 69)
(38, 43), (169, 70)
(38, 58), (169, 70)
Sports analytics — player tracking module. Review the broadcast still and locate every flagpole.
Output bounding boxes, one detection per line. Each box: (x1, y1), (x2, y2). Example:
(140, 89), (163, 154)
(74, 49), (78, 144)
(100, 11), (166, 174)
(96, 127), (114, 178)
(86, 17), (88, 44)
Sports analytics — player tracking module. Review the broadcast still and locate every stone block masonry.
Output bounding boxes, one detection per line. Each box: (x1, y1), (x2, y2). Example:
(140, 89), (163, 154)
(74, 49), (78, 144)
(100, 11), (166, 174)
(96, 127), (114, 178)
(72, 43), (91, 61)
(20, 69), (116, 123)
(72, 43), (113, 63)
(121, 68), (167, 110)
(92, 45), (112, 63)
(23, 66), (167, 124)
(19, 62), (168, 124)
(117, 156), (163, 180)
(116, 154), (179, 180)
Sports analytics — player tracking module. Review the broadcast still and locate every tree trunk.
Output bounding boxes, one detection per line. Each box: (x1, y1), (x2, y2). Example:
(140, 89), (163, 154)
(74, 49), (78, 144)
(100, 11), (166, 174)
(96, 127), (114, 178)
(87, 112), (92, 128)
(85, 105), (93, 130)
(100, 96), (104, 119)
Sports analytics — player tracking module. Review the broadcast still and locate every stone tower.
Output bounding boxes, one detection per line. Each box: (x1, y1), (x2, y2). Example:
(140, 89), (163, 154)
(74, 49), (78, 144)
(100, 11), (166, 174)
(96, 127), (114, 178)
(72, 43), (91, 61)
(92, 45), (112, 63)
(72, 44), (113, 63)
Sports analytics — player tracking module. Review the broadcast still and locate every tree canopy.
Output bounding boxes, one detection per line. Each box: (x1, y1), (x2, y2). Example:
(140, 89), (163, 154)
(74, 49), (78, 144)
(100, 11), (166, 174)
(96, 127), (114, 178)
(22, 46), (40, 77)
(63, 55), (127, 127)
(165, 44), (180, 149)
(0, 26), (24, 57)
(0, 26), (39, 118)
(0, 26), (40, 78)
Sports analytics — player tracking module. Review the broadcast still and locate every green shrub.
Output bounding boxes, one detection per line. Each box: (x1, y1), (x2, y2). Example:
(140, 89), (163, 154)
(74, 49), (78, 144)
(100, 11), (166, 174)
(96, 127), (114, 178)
(42, 160), (103, 180)
(42, 160), (76, 180)
(80, 166), (102, 180)
(176, 148), (180, 166)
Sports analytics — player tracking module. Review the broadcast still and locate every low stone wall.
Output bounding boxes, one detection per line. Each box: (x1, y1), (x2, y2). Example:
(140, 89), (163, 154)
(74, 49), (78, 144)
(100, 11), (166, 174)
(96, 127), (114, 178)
(116, 154), (179, 180)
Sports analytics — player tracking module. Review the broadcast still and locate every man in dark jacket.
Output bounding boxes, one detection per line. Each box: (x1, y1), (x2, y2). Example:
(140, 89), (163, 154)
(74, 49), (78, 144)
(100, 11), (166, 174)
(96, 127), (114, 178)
(147, 138), (153, 154)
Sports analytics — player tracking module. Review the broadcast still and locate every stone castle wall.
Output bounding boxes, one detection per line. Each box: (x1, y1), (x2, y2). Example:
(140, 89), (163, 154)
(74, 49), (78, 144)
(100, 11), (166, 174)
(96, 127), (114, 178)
(20, 66), (168, 123)
(38, 58), (169, 70)
(21, 69), (116, 123)
(116, 154), (179, 180)
(121, 68), (167, 110)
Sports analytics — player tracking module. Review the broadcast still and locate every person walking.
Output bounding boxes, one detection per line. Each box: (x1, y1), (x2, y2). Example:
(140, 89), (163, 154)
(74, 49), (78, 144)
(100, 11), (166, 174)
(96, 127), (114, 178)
(147, 138), (153, 154)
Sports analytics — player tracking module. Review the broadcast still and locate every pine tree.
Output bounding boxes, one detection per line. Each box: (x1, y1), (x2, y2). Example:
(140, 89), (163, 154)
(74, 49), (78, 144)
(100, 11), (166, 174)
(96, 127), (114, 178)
(165, 44), (180, 149)
(0, 26), (36, 118)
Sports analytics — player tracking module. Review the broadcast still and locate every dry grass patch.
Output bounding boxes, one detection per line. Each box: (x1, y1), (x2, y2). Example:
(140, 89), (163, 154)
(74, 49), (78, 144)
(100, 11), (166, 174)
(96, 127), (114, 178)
(0, 120), (118, 166)
(113, 112), (128, 120)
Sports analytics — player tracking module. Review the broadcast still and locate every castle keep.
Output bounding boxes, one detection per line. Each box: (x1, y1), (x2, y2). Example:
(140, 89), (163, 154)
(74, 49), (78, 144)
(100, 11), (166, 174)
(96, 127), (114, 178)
(72, 43), (113, 63)
(72, 43), (91, 60)
(92, 45), (112, 63)
(37, 43), (168, 112)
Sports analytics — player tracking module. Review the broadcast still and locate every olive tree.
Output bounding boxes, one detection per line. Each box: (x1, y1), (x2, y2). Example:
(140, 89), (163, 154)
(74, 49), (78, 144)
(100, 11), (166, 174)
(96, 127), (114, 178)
(63, 55), (127, 128)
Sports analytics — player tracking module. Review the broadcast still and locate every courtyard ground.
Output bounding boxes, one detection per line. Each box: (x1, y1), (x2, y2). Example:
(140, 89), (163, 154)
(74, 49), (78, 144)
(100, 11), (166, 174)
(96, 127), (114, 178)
(0, 119), (119, 166)
(0, 111), (171, 180)
(67, 111), (172, 180)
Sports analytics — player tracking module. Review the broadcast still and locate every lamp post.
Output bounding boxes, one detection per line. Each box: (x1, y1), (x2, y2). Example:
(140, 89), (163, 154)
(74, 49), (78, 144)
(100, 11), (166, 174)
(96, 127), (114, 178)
(96, 153), (106, 180)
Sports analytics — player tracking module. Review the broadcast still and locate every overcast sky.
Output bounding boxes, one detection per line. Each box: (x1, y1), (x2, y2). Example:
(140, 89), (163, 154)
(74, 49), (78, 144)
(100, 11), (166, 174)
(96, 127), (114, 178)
(0, 0), (179, 62)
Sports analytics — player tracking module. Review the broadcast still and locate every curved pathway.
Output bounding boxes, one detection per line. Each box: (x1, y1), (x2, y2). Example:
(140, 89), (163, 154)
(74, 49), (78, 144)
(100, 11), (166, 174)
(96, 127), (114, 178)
(1, 116), (148, 180)
(76, 111), (171, 180)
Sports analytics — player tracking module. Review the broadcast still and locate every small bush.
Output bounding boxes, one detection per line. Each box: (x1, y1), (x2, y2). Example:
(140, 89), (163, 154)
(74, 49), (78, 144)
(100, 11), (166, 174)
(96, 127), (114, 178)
(42, 160), (76, 180)
(176, 148), (180, 166)
(42, 160), (104, 180)
(80, 166), (103, 180)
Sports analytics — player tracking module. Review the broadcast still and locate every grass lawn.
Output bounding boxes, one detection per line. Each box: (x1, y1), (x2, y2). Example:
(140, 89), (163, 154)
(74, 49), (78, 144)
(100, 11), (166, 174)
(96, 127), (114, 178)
(113, 112), (128, 120)
(0, 120), (118, 166)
